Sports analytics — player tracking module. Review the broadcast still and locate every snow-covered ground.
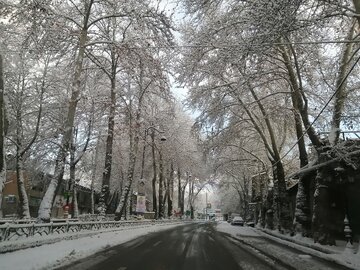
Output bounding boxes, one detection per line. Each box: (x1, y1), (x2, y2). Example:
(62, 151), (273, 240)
(217, 221), (260, 237)
(1, 221), (359, 270)
(0, 223), (185, 270)
(216, 221), (360, 270)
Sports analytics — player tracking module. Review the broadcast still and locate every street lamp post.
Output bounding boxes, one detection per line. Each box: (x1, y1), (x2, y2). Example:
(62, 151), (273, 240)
(138, 126), (166, 218)
(205, 192), (208, 221)
(140, 126), (166, 180)
(187, 172), (194, 219)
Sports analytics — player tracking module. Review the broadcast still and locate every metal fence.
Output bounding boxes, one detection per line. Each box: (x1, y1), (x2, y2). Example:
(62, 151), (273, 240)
(0, 219), (183, 242)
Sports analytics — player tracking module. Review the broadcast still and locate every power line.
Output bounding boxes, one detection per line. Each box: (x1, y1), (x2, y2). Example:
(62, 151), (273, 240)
(2, 38), (360, 167)
(276, 46), (360, 168)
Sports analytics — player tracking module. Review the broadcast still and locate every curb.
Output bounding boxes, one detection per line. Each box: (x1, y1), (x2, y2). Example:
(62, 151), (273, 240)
(253, 227), (357, 270)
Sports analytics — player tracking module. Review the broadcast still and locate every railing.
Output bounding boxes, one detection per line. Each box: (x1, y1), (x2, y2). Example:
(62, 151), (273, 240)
(0, 219), (183, 242)
(78, 214), (116, 221)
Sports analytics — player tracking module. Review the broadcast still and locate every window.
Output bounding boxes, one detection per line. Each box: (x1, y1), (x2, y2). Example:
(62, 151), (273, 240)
(5, 195), (16, 204)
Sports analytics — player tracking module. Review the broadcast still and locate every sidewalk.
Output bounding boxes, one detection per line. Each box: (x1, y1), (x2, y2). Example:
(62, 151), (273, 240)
(217, 221), (360, 270)
(255, 227), (360, 269)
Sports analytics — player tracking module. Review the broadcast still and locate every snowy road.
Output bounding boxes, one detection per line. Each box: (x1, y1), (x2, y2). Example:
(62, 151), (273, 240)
(55, 222), (352, 270)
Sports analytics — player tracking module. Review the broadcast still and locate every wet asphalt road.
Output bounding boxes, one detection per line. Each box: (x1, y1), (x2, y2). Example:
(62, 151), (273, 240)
(57, 222), (353, 270)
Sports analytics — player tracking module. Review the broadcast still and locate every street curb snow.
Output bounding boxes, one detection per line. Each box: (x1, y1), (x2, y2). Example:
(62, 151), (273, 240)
(0, 221), (186, 254)
(253, 228), (357, 270)
(257, 228), (335, 254)
(224, 233), (297, 270)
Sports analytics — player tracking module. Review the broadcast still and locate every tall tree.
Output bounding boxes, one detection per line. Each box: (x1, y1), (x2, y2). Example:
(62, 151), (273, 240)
(13, 56), (46, 219)
(178, 0), (360, 234)
(37, 0), (95, 222)
(0, 55), (6, 218)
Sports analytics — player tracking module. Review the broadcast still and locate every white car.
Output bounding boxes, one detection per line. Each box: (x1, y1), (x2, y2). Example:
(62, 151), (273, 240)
(231, 216), (244, 226)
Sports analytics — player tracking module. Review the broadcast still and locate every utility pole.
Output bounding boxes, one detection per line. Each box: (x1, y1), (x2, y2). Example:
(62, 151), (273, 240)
(205, 192), (208, 220)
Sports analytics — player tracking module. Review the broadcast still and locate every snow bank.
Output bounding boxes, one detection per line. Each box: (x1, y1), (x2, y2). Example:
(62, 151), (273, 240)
(216, 221), (360, 270)
(256, 228), (360, 270)
(216, 221), (260, 237)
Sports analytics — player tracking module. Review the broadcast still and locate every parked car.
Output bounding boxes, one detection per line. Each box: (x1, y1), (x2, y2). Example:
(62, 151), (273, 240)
(231, 216), (244, 226)
(228, 213), (241, 223)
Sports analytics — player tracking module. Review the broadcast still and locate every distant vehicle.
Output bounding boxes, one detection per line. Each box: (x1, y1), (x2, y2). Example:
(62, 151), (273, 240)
(228, 213), (241, 223)
(231, 216), (244, 226)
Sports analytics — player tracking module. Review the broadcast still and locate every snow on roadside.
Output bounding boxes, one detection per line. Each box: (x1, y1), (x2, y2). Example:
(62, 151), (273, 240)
(256, 228), (360, 270)
(215, 221), (360, 270)
(216, 221), (260, 237)
(0, 223), (184, 270)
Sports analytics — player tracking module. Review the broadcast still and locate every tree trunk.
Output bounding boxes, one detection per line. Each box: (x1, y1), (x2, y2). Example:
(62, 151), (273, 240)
(15, 91), (30, 219)
(140, 130), (147, 180)
(16, 57), (45, 219)
(158, 150), (164, 218)
(177, 169), (187, 217)
(167, 162), (174, 217)
(114, 60), (149, 220)
(248, 86), (292, 231)
(16, 156), (30, 219)
(151, 130), (158, 218)
(162, 166), (169, 217)
(115, 97), (142, 220)
(265, 187), (274, 229)
(69, 136), (80, 219)
(189, 180), (194, 219)
(231, 83), (290, 230)
(129, 187), (133, 216)
(280, 42), (320, 234)
(38, 150), (67, 222)
(121, 167), (138, 220)
(270, 160), (292, 232)
(0, 55), (5, 218)
(312, 170), (335, 245)
(292, 100), (312, 235)
(291, 91), (312, 235)
(37, 1), (93, 222)
(115, 144), (139, 219)
(90, 135), (101, 215)
(177, 167), (182, 215)
(90, 188), (95, 215)
(98, 76), (116, 216)
(73, 186), (79, 218)
(163, 185), (168, 217)
(329, 22), (355, 145)
(180, 189), (185, 216)
(294, 173), (314, 236)
(279, 42), (322, 148)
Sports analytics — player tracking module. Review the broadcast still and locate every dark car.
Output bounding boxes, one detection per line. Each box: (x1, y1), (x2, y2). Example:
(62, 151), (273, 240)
(231, 216), (244, 226)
